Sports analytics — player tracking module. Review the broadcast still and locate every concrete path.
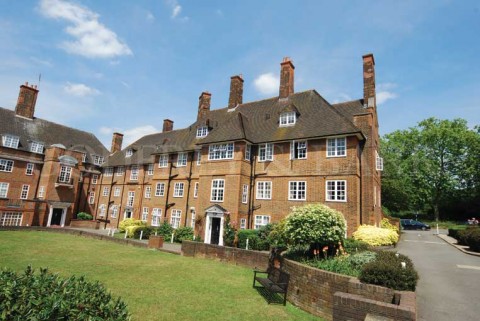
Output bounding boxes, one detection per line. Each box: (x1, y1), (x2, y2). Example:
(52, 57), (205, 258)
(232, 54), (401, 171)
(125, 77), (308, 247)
(395, 230), (480, 321)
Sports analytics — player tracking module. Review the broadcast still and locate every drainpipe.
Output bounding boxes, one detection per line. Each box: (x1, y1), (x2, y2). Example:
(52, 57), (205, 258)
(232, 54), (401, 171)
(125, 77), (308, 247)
(184, 151), (194, 227)
(138, 164), (147, 217)
(94, 173), (103, 220)
(359, 141), (365, 226)
(247, 145), (257, 229)
(82, 172), (92, 213)
(164, 156), (174, 222)
(116, 170), (127, 229)
(74, 170), (84, 218)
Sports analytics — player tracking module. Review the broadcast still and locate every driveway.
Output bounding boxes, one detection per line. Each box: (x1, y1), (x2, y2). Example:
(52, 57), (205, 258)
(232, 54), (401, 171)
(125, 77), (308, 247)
(395, 229), (480, 321)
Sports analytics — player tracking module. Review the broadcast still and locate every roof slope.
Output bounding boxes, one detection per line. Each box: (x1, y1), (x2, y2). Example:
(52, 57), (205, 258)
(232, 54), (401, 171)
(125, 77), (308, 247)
(0, 107), (108, 159)
(332, 99), (368, 122)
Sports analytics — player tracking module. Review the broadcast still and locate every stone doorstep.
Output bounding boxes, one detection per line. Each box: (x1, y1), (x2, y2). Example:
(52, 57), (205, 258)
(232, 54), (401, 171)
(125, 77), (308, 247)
(364, 314), (395, 321)
(436, 234), (480, 257)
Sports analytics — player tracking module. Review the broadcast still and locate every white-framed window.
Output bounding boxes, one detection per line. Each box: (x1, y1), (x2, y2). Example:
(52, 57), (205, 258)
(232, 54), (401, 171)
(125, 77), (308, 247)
(290, 141), (307, 159)
(254, 215), (270, 229)
(25, 163), (34, 175)
(104, 167), (113, 176)
(145, 186), (152, 198)
(245, 144), (251, 161)
(126, 149), (133, 157)
(82, 153), (87, 163)
(173, 182), (184, 197)
(110, 205), (118, 218)
(210, 179), (225, 202)
(196, 151), (202, 165)
(0, 182), (9, 198)
(130, 165), (139, 181)
(0, 159), (14, 172)
(88, 192), (95, 204)
(114, 187), (121, 197)
(158, 154), (168, 168)
(38, 186), (45, 199)
(0, 212), (22, 226)
(2, 135), (19, 149)
(127, 191), (135, 207)
(327, 137), (346, 157)
(147, 164), (154, 175)
(191, 209), (196, 228)
(326, 180), (347, 202)
(99, 204), (106, 217)
(20, 185), (29, 199)
(93, 155), (104, 165)
(152, 208), (161, 226)
(258, 143), (273, 162)
(279, 111), (296, 126)
(289, 181), (306, 200)
(376, 151), (384, 171)
(208, 143), (234, 160)
(59, 165), (72, 183)
(194, 182), (199, 198)
(170, 209), (182, 229)
(196, 126), (208, 138)
(103, 187), (109, 197)
(30, 141), (44, 154)
(177, 153), (187, 167)
(92, 174), (98, 184)
(116, 166), (124, 176)
(240, 218), (247, 229)
(142, 207), (149, 222)
(256, 181), (272, 200)
(155, 183), (165, 197)
(242, 184), (248, 204)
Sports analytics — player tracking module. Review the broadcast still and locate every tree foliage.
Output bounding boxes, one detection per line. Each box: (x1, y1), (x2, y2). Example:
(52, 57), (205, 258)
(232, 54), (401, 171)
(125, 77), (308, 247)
(381, 118), (480, 220)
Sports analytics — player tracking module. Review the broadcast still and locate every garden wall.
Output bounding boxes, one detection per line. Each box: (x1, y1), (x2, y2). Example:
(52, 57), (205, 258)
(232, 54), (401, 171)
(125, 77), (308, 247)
(182, 241), (416, 321)
(69, 219), (100, 229)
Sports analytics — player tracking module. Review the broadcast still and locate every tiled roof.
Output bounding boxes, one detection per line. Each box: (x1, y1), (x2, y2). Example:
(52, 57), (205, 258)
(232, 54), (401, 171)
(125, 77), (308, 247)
(0, 107), (108, 160)
(332, 99), (368, 121)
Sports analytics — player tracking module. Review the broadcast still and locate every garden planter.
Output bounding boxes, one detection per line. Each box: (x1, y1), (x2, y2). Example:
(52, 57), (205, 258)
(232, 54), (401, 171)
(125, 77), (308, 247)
(69, 219), (100, 230)
(148, 235), (164, 249)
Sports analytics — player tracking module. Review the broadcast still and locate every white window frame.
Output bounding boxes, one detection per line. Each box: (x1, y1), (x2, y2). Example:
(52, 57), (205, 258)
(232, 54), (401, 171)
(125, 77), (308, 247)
(147, 163), (154, 175)
(376, 151), (384, 171)
(130, 165), (139, 181)
(38, 186), (45, 199)
(0, 159), (14, 172)
(26, 163), (34, 175)
(92, 174), (98, 184)
(256, 181), (272, 200)
(114, 187), (121, 197)
(145, 186), (152, 199)
(126, 149), (133, 157)
(0, 182), (9, 198)
(2, 135), (19, 149)
(210, 179), (225, 202)
(196, 126), (208, 138)
(158, 154), (168, 168)
(196, 151), (202, 165)
(191, 209), (196, 228)
(240, 218), (247, 229)
(88, 192), (95, 204)
(289, 181), (307, 201)
(208, 143), (234, 160)
(258, 143), (273, 162)
(194, 182), (199, 198)
(30, 141), (44, 154)
(93, 155), (104, 165)
(326, 180), (347, 202)
(327, 137), (347, 157)
(116, 166), (124, 176)
(254, 215), (270, 229)
(242, 184), (248, 204)
(99, 204), (106, 217)
(173, 182), (184, 197)
(245, 144), (251, 161)
(127, 191), (135, 207)
(279, 111), (296, 126)
(104, 167), (113, 177)
(290, 140), (307, 160)
(142, 207), (149, 222)
(110, 205), (118, 218)
(170, 209), (182, 229)
(82, 153), (87, 163)
(177, 153), (187, 167)
(103, 187), (109, 197)
(20, 185), (29, 199)
(152, 208), (161, 226)
(155, 183), (165, 197)
(0, 212), (22, 226)
(59, 165), (72, 183)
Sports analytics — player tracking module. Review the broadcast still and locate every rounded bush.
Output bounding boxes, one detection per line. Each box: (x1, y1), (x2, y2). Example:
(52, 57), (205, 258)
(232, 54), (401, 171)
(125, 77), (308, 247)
(174, 227), (194, 242)
(347, 251), (377, 269)
(76, 212), (93, 220)
(237, 229), (260, 249)
(133, 226), (156, 239)
(380, 218), (399, 234)
(352, 225), (399, 246)
(118, 219), (146, 233)
(0, 266), (129, 320)
(343, 238), (371, 254)
(156, 222), (174, 240)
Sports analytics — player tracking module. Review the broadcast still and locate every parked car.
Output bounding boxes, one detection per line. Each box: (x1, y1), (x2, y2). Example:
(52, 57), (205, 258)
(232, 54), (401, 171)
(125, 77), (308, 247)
(400, 219), (431, 231)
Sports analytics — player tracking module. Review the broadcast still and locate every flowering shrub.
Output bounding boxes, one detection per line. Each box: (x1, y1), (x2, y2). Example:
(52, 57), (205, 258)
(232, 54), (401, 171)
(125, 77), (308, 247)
(118, 219), (146, 233)
(380, 218), (399, 234)
(352, 225), (399, 246)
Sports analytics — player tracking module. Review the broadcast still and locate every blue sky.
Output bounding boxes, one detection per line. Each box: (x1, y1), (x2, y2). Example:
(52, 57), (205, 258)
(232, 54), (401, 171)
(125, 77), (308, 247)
(0, 0), (479, 148)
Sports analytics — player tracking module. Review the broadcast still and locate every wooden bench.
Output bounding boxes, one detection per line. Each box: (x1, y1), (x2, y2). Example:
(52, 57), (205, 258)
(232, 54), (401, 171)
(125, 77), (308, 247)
(253, 267), (290, 305)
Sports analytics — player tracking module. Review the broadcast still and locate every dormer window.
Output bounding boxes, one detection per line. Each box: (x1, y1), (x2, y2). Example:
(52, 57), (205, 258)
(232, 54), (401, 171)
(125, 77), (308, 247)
(126, 149), (133, 157)
(93, 155), (104, 165)
(196, 126), (209, 138)
(30, 141), (44, 154)
(279, 112), (296, 126)
(2, 135), (20, 149)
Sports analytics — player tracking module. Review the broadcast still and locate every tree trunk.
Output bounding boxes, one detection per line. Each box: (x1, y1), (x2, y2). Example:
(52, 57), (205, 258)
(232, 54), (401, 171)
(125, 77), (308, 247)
(433, 203), (440, 222)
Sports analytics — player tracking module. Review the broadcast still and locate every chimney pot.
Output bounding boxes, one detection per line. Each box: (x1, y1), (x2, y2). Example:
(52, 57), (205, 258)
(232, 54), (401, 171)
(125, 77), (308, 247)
(279, 57), (295, 98)
(111, 132), (124, 154)
(15, 83), (39, 119)
(228, 74), (244, 108)
(163, 119), (174, 132)
(197, 92), (212, 120)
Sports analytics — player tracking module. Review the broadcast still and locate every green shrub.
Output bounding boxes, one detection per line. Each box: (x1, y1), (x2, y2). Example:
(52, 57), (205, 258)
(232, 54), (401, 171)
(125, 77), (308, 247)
(456, 227), (480, 246)
(347, 251), (377, 270)
(353, 225), (399, 246)
(118, 219), (146, 233)
(125, 225), (142, 238)
(268, 220), (288, 249)
(306, 256), (359, 277)
(466, 229), (480, 252)
(359, 251), (419, 291)
(283, 244), (311, 261)
(174, 227), (194, 242)
(343, 238), (370, 254)
(76, 212), (93, 220)
(238, 229), (260, 250)
(381, 218), (399, 234)
(156, 222), (174, 240)
(0, 266), (129, 320)
(133, 226), (156, 240)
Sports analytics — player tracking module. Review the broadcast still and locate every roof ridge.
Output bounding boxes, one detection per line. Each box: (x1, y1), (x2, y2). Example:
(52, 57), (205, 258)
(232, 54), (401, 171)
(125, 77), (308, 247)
(332, 98), (363, 106)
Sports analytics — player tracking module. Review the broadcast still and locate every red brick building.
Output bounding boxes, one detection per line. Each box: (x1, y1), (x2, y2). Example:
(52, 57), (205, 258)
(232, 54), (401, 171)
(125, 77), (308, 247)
(96, 54), (384, 244)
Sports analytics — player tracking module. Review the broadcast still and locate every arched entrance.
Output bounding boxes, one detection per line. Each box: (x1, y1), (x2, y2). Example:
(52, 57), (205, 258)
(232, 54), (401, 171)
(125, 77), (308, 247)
(204, 204), (227, 246)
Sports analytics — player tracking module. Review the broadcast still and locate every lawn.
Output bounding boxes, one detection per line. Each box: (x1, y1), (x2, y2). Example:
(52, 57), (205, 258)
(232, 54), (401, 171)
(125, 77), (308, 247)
(0, 231), (320, 321)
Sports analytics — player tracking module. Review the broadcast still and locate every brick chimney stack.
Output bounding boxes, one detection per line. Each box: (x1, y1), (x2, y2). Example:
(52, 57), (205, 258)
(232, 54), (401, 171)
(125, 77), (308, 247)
(363, 53), (376, 108)
(111, 132), (124, 153)
(279, 57), (295, 98)
(228, 75), (244, 108)
(163, 119), (174, 132)
(197, 91), (211, 120)
(15, 82), (39, 119)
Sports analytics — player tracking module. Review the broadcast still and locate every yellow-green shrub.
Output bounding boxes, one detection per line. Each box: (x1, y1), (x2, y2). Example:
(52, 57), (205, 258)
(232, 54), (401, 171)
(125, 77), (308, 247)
(119, 218), (146, 233)
(125, 225), (142, 238)
(381, 218), (399, 234)
(353, 225), (399, 246)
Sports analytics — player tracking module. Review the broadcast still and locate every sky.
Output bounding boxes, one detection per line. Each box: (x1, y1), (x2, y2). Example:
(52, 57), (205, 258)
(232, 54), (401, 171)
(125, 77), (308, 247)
(0, 0), (479, 148)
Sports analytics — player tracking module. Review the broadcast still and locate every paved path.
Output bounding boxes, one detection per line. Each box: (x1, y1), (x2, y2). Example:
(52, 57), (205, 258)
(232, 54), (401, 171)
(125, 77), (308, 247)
(395, 230), (480, 321)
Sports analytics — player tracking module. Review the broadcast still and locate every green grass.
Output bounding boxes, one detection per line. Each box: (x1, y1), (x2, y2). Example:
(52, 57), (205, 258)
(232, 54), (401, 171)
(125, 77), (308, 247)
(0, 231), (320, 321)
(422, 220), (467, 229)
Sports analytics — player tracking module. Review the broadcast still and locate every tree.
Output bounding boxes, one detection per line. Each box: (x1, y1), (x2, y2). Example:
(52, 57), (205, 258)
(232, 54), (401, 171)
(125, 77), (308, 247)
(381, 118), (480, 221)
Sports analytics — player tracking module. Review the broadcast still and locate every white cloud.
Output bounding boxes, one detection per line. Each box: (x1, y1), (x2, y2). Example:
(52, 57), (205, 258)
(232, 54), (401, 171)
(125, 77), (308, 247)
(172, 5), (182, 18)
(64, 82), (100, 96)
(215, 9), (224, 17)
(166, 0), (188, 21)
(30, 56), (53, 67)
(39, 0), (132, 59)
(146, 12), (155, 22)
(376, 83), (398, 105)
(123, 125), (158, 146)
(332, 93), (352, 104)
(99, 126), (113, 135)
(254, 73), (278, 95)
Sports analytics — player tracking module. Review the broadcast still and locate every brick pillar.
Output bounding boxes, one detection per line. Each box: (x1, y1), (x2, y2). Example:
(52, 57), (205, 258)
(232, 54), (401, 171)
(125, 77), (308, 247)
(228, 75), (244, 108)
(197, 92), (211, 120)
(163, 119), (174, 132)
(15, 82), (39, 119)
(111, 132), (124, 153)
(363, 53), (376, 108)
(279, 57), (295, 98)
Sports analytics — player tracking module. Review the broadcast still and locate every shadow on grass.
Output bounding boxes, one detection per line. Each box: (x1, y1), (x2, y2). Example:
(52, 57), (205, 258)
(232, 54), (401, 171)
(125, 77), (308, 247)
(253, 286), (286, 305)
